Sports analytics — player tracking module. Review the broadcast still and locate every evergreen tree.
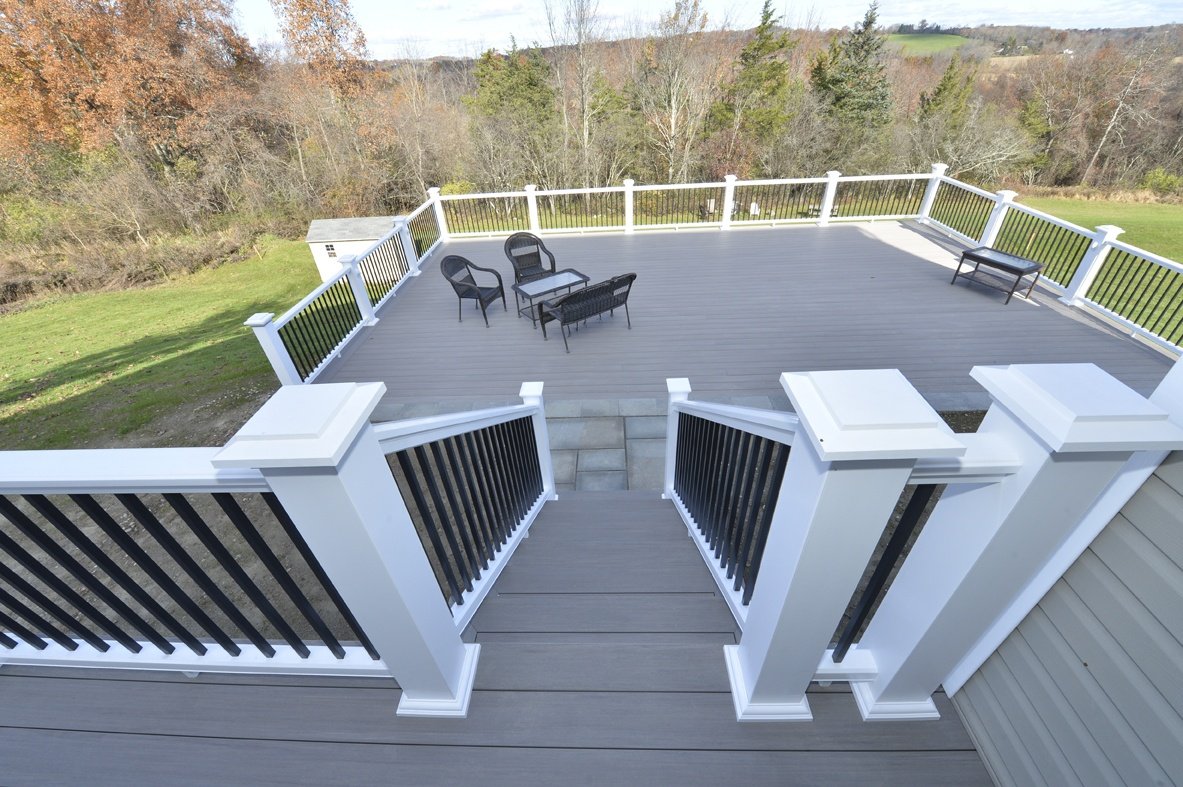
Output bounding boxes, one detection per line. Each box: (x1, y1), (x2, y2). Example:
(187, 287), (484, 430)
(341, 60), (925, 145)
(919, 54), (975, 127)
(809, 3), (892, 129)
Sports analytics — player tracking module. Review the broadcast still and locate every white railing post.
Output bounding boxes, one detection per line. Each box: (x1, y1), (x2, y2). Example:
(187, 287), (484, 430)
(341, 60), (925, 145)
(519, 381), (557, 500)
(623, 178), (635, 233)
(394, 217), (422, 276)
(524, 184), (541, 232)
(213, 382), (481, 717)
(721, 175), (737, 230)
(341, 256), (378, 326)
(978, 189), (1017, 247)
(428, 187), (450, 241)
(724, 370), (964, 721)
(244, 312), (302, 386)
(852, 363), (1183, 721)
(1059, 224), (1123, 306)
(917, 163), (948, 222)
(663, 378), (692, 499)
(817, 170), (840, 227)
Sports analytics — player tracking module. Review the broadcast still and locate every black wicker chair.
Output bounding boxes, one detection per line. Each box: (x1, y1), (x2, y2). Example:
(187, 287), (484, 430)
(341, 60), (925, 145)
(539, 273), (636, 352)
(504, 232), (557, 284)
(441, 255), (505, 327)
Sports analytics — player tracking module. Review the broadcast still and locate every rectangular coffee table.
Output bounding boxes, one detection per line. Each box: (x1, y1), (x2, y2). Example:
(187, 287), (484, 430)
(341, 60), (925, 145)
(512, 269), (589, 326)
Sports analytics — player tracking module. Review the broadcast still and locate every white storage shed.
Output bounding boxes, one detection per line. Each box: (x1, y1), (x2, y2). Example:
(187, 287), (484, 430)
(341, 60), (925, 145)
(305, 216), (398, 282)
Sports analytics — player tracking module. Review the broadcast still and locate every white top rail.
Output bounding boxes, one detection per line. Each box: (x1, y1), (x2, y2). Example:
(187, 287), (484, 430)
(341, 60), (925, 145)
(837, 173), (930, 182)
(632, 181), (727, 192)
(534, 186), (626, 197)
(907, 433), (1021, 485)
(938, 176), (997, 201)
(675, 400), (800, 445)
(438, 190), (529, 201)
(374, 403), (537, 454)
(732, 176), (828, 187)
(1006, 201), (1093, 237)
(274, 266), (351, 329)
(0, 448), (269, 494)
(405, 199), (434, 221)
(1105, 239), (1183, 276)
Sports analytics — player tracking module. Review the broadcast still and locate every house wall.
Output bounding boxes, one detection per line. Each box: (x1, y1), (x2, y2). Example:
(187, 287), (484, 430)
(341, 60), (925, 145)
(952, 450), (1183, 786)
(308, 239), (379, 283)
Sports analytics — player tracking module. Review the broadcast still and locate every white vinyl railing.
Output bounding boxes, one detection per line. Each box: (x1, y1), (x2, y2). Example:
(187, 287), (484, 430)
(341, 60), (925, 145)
(0, 381), (557, 718)
(249, 164), (1182, 388)
(662, 364), (1183, 722)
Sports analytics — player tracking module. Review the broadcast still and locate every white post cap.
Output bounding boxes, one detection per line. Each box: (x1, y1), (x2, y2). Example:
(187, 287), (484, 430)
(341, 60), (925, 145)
(780, 370), (964, 461)
(971, 364), (1183, 452)
(244, 312), (275, 328)
(214, 382), (386, 468)
(667, 378), (692, 396)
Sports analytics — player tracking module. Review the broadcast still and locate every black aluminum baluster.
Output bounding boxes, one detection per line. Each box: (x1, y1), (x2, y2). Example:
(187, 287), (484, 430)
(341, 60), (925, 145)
(0, 587), (78, 649)
(0, 562), (107, 650)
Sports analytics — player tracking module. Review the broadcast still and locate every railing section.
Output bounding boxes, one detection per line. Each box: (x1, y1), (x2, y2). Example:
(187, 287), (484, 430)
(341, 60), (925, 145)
(536, 188), (626, 231)
(356, 231), (412, 307)
(0, 452), (377, 672)
(441, 193), (530, 235)
(407, 201), (442, 257)
(731, 179), (828, 225)
(672, 412), (791, 607)
(632, 183), (727, 228)
(275, 272), (364, 382)
(927, 178), (995, 243)
(1084, 241), (1183, 348)
(373, 383), (555, 632)
(992, 204), (1093, 288)
(833, 175), (928, 220)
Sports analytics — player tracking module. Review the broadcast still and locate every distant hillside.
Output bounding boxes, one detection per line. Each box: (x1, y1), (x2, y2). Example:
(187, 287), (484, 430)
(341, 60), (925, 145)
(887, 33), (970, 55)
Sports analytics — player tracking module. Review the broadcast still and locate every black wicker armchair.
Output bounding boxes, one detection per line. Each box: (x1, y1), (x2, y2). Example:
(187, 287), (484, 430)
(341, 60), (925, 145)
(504, 232), (557, 284)
(539, 273), (636, 352)
(441, 255), (505, 327)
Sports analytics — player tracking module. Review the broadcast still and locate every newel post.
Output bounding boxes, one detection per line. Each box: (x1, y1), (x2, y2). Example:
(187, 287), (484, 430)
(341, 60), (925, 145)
(394, 218), (422, 276)
(623, 178), (635, 233)
(213, 383), (480, 717)
(817, 170), (840, 226)
(524, 184), (541, 233)
(244, 312), (302, 386)
(978, 189), (1017, 247)
(1059, 224), (1123, 306)
(917, 163), (948, 222)
(853, 364), (1183, 721)
(721, 175), (737, 230)
(428, 187), (450, 241)
(724, 370), (965, 721)
(520, 382), (557, 500)
(662, 378), (692, 499)
(341, 256), (378, 326)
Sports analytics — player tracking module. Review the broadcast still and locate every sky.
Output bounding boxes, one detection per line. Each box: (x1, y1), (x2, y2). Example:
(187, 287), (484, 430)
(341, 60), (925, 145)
(233, 0), (1183, 61)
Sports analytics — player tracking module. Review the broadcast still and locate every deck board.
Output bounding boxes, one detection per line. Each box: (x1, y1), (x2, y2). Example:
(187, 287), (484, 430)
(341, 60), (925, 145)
(0, 490), (990, 784)
(321, 222), (1173, 413)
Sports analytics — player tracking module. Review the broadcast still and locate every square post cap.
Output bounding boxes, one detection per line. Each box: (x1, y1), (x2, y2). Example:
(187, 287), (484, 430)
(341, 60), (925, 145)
(971, 364), (1183, 452)
(214, 382), (386, 469)
(780, 370), (964, 462)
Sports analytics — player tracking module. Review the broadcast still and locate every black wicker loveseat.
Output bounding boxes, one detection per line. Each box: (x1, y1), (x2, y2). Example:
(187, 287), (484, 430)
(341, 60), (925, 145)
(539, 273), (636, 352)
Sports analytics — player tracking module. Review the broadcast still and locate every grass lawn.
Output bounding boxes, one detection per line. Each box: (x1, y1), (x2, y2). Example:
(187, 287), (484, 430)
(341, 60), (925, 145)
(0, 237), (321, 449)
(1017, 197), (1183, 263)
(887, 33), (968, 55)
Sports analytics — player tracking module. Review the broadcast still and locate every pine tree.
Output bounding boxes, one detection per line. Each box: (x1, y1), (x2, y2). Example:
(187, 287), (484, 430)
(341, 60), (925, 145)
(919, 54), (975, 127)
(809, 3), (892, 129)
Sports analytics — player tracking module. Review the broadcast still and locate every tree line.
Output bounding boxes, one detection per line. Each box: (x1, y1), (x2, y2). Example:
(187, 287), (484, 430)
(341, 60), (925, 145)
(0, 0), (1180, 303)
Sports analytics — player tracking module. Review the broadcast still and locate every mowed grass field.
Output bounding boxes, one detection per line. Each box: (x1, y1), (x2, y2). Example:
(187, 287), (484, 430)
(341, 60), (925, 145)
(887, 33), (969, 55)
(1017, 197), (1183, 263)
(0, 238), (321, 449)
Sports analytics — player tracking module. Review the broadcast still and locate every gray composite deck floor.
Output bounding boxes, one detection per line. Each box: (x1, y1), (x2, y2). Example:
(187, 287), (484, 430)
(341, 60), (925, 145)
(321, 221), (1174, 416)
(0, 491), (991, 785)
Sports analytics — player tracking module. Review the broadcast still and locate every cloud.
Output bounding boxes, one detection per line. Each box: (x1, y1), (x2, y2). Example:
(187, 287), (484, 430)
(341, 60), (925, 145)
(465, 0), (528, 21)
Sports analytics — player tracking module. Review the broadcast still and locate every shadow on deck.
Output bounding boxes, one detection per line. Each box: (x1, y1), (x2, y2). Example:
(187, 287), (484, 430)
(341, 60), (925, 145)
(0, 491), (990, 785)
(321, 222), (1173, 418)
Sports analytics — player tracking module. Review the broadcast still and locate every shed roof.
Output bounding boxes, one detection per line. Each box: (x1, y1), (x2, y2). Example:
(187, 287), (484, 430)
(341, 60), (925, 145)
(305, 216), (396, 243)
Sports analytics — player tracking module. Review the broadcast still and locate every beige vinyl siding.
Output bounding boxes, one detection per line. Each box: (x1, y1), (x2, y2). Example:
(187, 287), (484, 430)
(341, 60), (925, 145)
(953, 451), (1183, 787)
